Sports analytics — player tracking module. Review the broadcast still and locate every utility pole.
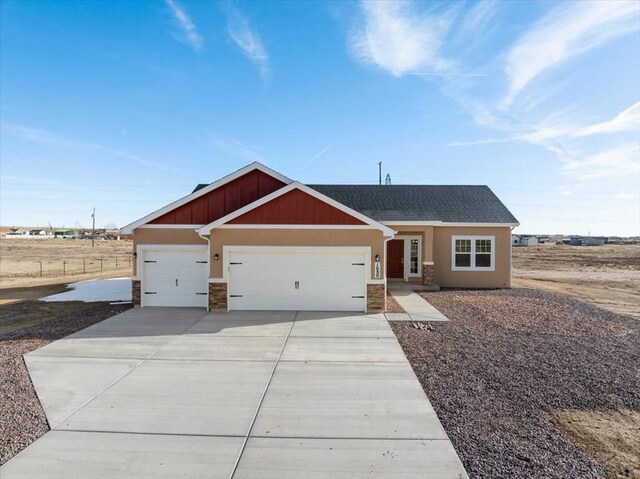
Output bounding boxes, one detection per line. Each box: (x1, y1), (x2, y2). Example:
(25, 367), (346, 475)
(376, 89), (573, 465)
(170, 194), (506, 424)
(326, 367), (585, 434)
(91, 208), (96, 248)
(378, 162), (382, 185)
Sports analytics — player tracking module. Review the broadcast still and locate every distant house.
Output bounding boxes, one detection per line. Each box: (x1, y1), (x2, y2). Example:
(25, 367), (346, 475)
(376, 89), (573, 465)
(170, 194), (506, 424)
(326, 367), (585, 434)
(570, 236), (607, 246)
(5, 228), (53, 239)
(512, 234), (539, 247)
(6, 227), (28, 237)
(582, 236), (607, 246)
(54, 229), (75, 239)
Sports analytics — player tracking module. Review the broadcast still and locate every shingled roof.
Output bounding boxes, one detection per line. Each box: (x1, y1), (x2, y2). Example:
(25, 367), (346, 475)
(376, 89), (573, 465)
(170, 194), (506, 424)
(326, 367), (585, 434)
(307, 185), (519, 224)
(191, 181), (518, 224)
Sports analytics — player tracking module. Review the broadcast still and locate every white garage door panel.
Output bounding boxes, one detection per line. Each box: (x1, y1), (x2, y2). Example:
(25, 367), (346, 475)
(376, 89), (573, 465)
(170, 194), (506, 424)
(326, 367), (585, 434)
(142, 249), (208, 307)
(228, 250), (367, 312)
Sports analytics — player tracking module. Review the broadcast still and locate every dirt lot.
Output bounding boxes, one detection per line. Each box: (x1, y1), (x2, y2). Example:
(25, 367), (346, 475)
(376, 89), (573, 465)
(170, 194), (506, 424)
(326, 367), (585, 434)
(391, 288), (639, 479)
(0, 238), (133, 293)
(0, 300), (132, 465)
(513, 244), (640, 320)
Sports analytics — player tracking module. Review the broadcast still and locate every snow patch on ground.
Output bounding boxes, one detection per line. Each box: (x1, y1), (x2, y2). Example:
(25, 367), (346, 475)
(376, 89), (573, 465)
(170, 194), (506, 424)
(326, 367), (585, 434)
(40, 278), (132, 303)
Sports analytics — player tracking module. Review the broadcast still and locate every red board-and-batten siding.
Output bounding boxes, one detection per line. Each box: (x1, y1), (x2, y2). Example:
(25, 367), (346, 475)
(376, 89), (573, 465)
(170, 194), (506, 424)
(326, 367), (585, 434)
(150, 169), (286, 225)
(229, 189), (366, 225)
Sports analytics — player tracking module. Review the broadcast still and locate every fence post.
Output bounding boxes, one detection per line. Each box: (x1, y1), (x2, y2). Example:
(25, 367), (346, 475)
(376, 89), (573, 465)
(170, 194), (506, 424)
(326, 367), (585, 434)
(83, 259), (86, 274)
(63, 261), (66, 276)
(39, 261), (43, 277)
(100, 258), (103, 272)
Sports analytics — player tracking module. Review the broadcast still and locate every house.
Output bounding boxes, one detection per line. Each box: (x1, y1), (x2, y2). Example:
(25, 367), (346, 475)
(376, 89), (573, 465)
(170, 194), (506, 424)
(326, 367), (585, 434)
(121, 162), (519, 312)
(5, 227), (29, 237)
(54, 229), (75, 239)
(582, 236), (607, 246)
(569, 235), (607, 246)
(512, 234), (538, 247)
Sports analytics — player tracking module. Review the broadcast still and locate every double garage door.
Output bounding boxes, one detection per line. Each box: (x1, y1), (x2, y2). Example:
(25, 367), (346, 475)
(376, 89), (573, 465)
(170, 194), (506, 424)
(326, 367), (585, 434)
(227, 249), (367, 312)
(141, 247), (367, 311)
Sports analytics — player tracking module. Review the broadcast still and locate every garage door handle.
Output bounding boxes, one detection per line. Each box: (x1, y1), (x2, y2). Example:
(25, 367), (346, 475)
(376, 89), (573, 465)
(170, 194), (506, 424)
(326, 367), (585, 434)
(295, 281), (299, 290)
(175, 279), (178, 287)
(352, 295), (365, 298)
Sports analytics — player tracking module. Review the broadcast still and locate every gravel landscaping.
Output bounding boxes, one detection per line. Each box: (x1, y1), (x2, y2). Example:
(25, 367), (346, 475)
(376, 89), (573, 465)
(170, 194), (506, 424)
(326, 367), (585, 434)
(0, 300), (132, 465)
(390, 288), (640, 479)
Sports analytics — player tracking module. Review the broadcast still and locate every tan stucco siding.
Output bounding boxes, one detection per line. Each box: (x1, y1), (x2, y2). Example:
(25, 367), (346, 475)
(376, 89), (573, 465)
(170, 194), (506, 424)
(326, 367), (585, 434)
(385, 225), (434, 262)
(209, 228), (385, 280)
(132, 228), (206, 275)
(432, 226), (511, 288)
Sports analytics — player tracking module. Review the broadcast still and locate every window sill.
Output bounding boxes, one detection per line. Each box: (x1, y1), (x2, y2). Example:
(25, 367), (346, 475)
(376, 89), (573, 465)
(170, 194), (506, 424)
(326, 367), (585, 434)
(452, 267), (495, 272)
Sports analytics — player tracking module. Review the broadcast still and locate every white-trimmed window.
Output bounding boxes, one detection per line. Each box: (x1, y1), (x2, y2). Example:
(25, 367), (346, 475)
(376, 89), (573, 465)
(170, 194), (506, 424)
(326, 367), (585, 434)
(451, 236), (495, 271)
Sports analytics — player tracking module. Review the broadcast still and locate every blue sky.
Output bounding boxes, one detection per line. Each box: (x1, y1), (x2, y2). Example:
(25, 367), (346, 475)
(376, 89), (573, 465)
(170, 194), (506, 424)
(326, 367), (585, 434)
(1, 0), (639, 236)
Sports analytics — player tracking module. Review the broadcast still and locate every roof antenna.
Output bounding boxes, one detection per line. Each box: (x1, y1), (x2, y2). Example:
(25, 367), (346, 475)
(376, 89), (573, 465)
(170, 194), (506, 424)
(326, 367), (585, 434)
(378, 162), (382, 185)
(385, 173), (391, 185)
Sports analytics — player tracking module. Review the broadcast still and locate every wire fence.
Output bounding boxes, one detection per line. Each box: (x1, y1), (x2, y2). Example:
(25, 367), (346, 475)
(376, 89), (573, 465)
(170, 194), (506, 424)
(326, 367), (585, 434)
(0, 256), (134, 279)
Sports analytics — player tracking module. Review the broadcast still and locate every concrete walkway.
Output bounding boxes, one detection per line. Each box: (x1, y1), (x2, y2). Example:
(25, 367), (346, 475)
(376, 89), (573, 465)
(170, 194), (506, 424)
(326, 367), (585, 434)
(387, 283), (449, 322)
(2, 308), (466, 478)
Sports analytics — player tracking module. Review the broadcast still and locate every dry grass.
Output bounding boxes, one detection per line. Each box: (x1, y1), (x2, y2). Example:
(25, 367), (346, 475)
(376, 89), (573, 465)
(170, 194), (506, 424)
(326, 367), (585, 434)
(513, 244), (640, 320)
(549, 410), (640, 479)
(0, 238), (133, 291)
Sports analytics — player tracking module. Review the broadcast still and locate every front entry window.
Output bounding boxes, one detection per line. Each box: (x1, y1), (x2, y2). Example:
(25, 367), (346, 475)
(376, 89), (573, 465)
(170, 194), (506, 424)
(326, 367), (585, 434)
(410, 239), (419, 274)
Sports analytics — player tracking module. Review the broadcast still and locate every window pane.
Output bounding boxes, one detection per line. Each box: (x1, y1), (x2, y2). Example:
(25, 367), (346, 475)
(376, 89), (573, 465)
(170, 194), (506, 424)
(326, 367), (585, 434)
(455, 239), (471, 253)
(410, 239), (419, 274)
(455, 253), (471, 267)
(476, 239), (492, 253)
(476, 253), (491, 267)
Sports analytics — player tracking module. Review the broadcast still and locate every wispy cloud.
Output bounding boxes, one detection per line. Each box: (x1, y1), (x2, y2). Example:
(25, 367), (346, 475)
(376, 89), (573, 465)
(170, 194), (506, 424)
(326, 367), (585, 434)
(305, 144), (333, 166)
(224, 4), (269, 78)
(560, 144), (640, 180)
(349, 1), (453, 77)
(572, 101), (640, 137)
(165, 0), (203, 52)
(447, 101), (640, 146)
(1, 124), (174, 172)
(209, 134), (266, 163)
(502, 1), (640, 107)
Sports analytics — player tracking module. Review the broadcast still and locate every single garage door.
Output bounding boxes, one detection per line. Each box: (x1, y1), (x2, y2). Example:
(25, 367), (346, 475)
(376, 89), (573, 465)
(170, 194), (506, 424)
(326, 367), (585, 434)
(227, 248), (367, 311)
(142, 248), (208, 307)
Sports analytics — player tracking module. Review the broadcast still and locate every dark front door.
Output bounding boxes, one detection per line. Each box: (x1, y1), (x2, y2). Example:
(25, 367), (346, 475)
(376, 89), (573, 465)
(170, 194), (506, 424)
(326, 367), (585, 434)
(387, 239), (404, 279)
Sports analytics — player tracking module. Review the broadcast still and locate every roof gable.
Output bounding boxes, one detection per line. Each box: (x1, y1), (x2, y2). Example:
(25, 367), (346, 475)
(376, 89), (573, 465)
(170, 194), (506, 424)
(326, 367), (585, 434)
(121, 162), (291, 233)
(198, 183), (394, 236)
(151, 169), (285, 225)
(229, 189), (366, 225)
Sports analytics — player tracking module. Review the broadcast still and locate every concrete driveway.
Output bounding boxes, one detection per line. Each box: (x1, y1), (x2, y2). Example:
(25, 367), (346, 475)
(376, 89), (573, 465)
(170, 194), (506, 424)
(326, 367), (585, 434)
(2, 308), (467, 478)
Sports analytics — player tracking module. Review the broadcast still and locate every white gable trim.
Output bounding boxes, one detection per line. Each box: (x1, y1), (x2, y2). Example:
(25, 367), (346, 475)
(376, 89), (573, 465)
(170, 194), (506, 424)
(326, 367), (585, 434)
(197, 182), (395, 237)
(120, 162), (292, 234)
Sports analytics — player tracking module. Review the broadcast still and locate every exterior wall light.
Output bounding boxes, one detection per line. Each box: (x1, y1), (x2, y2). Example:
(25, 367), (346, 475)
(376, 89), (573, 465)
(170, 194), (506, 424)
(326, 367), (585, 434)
(375, 254), (380, 262)
(214, 254), (219, 261)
